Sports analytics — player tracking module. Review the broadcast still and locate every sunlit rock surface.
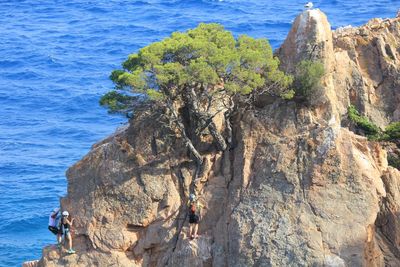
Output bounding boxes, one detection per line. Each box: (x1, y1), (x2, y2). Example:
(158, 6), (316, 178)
(34, 10), (400, 267)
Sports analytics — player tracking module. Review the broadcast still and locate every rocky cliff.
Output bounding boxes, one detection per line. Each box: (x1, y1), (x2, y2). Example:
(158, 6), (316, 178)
(33, 10), (400, 267)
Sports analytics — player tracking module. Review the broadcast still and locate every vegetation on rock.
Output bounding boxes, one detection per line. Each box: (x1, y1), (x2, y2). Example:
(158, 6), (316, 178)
(348, 105), (400, 142)
(385, 122), (400, 141)
(348, 105), (381, 138)
(293, 60), (324, 99)
(388, 154), (400, 170)
(383, 122), (400, 170)
(102, 23), (293, 166)
(347, 105), (400, 169)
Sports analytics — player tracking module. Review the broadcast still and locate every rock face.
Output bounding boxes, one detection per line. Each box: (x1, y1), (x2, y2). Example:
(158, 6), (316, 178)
(332, 15), (400, 126)
(278, 9), (335, 74)
(36, 10), (400, 267)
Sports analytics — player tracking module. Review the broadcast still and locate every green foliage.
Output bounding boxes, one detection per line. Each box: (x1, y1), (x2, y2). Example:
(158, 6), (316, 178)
(109, 23), (292, 101)
(347, 106), (400, 142)
(99, 91), (136, 113)
(294, 60), (324, 98)
(385, 122), (400, 140)
(388, 154), (400, 170)
(146, 89), (165, 101)
(347, 107), (399, 171)
(348, 105), (381, 137)
(280, 89), (295, 100)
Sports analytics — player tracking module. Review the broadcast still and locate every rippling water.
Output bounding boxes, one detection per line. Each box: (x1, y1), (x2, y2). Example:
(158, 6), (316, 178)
(0, 0), (398, 265)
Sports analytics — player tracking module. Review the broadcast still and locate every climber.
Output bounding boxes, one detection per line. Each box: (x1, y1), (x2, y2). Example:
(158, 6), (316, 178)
(187, 193), (203, 240)
(58, 210), (76, 254)
(48, 208), (60, 237)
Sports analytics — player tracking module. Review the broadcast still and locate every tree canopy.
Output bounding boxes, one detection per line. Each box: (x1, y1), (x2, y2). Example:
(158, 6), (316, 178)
(109, 23), (292, 101)
(102, 23), (293, 167)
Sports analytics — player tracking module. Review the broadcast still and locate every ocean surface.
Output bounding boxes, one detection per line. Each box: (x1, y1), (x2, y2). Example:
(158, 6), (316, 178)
(0, 0), (398, 265)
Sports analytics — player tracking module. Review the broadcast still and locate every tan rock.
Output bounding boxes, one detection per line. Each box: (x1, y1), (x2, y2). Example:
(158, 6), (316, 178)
(278, 9), (334, 73)
(333, 16), (400, 127)
(22, 260), (39, 267)
(37, 10), (400, 267)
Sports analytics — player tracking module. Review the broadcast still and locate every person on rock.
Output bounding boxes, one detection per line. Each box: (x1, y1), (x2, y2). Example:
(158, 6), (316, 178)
(48, 208), (60, 240)
(187, 193), (204, 240)
(58, 210), (76, 254)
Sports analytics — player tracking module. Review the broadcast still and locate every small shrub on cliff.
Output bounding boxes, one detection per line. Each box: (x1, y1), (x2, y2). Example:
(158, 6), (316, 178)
(385, 122), (400, 141)
(104, 23), (293, 165)
(293, 60), (324, 99)
(348, 105), (381, 138)
(388, 154), (400, 170)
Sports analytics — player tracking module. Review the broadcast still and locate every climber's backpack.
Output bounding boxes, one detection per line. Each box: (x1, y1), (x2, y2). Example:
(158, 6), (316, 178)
(54, 213), (61, 228)
(189, 202), (196, 214)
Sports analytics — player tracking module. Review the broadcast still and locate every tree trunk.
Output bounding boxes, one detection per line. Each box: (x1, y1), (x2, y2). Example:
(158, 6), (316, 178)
(187, 88), (227, 151)
(224, 96), (235, 147)
(167, 101), (203, 166)
(224, 111), (233, 146)
(208, 121), (227, 151)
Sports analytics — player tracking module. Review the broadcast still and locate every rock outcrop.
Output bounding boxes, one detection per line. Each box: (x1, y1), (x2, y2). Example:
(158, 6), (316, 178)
(34, 9), (400, 267)
(333, 16), (400, 126)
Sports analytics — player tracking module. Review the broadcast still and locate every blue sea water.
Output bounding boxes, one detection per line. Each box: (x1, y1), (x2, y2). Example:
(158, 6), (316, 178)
(0, 0), (398, 265)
